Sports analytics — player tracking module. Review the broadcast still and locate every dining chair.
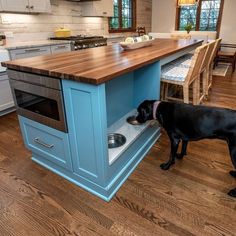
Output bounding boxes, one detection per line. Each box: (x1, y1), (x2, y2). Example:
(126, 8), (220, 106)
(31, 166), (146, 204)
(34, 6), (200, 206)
(161, 44), (208, 105)
(136, 27), (146, 36)
(214, 43), (236, 73)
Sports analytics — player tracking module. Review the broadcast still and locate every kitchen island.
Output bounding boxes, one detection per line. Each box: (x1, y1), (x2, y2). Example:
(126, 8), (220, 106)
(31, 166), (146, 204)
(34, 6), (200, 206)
(3, 39), (202, 201)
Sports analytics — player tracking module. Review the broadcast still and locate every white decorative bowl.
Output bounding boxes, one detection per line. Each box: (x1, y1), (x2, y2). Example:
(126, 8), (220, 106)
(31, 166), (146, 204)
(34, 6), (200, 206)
(120, 39), (154, 50)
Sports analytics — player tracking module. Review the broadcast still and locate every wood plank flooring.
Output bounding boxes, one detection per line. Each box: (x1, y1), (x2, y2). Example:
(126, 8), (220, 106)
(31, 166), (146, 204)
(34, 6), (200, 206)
(0, 70), (236, 236)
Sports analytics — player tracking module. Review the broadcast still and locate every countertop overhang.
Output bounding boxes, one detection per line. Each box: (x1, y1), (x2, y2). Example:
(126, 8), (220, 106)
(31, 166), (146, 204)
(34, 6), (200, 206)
(2, 39), (203, 85)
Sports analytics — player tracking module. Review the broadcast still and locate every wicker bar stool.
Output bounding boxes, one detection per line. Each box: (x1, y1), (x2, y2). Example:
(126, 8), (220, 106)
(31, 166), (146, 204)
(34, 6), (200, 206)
(161, 44), (208, 105)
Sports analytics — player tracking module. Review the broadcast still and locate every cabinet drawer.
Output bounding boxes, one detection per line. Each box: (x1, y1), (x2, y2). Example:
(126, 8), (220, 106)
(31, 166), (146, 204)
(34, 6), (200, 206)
(19, 116), (72, 170)
(9, 46), (51, 60)
(51, 44), (71, 54)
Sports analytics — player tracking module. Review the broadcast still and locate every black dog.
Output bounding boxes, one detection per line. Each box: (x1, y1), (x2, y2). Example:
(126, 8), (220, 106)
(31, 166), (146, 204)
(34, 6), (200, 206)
(135, 100), (236, 197)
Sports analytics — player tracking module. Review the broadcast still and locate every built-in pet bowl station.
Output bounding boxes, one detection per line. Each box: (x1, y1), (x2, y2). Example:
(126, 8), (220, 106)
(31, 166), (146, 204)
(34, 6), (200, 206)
(60, 61), (162, 201)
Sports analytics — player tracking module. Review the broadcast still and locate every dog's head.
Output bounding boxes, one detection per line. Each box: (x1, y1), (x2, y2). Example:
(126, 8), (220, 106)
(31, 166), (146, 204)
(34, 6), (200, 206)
(136, 100), (156, 124)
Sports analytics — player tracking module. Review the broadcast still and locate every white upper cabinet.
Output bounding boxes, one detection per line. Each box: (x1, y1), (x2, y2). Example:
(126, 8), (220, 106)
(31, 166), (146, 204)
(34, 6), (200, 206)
(28, 0), (51, 13)
(0, 0), (51, 13)
(1, 0), (29, 13)
(81, 0), (114, 17)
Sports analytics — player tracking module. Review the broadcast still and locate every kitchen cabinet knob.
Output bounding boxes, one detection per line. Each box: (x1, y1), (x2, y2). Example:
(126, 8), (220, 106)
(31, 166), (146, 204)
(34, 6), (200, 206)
(103, 12), (107, 15)
(30, 6), (34, 9)
(26, 5), (29, 9)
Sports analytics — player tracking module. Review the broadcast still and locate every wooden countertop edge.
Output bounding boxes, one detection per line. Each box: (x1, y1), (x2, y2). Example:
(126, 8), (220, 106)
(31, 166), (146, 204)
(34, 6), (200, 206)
(2, 40), (203, 85)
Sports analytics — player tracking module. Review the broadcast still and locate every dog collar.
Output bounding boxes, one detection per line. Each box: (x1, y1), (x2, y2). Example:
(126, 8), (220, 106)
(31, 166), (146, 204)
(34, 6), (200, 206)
(153, 101), (161, 120)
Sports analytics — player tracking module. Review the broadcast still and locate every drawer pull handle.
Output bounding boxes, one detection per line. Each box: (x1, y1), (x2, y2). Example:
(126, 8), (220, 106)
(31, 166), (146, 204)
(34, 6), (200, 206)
(34, 138), (54, 149)
(25, 48), (41, 52)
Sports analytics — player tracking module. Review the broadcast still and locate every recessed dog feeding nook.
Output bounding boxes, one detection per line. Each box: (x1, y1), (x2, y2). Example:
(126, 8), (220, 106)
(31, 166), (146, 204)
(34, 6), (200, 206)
(3, 39), (202, 201)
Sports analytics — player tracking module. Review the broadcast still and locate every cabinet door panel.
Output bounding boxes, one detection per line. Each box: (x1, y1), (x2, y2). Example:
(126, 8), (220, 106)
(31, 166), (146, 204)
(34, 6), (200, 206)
(62, 80), (108, 186)
(29, 0), (51, 13)
(94, 0), (114, 17)
(51, 44), (71, 54)
(1, 0), (29, 12)
(81, 0), (114, 17)
(0, 75), (14, 112)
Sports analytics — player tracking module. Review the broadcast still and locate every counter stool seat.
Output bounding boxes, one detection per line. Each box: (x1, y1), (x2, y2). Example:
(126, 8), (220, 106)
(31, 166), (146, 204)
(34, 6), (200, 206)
(161, 44), (209, 105)
(161, 66), (189, 83)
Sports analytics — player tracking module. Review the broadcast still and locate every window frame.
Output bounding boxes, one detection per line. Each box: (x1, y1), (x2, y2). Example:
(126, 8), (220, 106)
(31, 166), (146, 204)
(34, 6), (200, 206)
(175, 0), (224, 36)
(109, 0), (137, 33)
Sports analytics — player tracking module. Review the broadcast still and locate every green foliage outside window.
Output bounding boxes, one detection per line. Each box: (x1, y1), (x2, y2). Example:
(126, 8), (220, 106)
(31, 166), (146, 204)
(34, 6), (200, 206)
(109, 0), (134, 31)
(179, 0), (222, 31)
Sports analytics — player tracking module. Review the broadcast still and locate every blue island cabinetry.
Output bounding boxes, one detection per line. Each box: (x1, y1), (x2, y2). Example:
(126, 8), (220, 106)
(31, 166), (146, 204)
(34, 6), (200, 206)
(18, 61), (161, 201)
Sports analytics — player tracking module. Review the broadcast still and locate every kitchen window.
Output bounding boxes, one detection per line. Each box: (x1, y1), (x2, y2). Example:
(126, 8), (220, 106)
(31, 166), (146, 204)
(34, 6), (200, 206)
(109, 0), (136, 33)
(176, 0), (224, 33)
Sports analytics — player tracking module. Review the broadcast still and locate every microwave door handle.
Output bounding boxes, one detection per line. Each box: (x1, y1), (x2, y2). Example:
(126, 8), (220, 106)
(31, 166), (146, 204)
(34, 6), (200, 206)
(34, 137), (54, 149)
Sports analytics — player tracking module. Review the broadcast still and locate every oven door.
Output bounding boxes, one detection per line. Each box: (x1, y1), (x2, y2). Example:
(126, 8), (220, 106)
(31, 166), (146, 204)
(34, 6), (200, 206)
(10, 79), (67, 132)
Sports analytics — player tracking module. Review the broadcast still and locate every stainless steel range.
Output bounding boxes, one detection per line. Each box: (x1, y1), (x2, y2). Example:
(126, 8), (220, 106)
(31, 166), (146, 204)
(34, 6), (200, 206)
(50, 35), (107, 50)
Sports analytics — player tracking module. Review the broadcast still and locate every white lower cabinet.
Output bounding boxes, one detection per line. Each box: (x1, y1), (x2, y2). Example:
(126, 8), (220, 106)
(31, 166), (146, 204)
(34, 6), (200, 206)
(9, 46), (51, 60)
(9, 43), (71, 60)
(50, 44), (71, 54)
(0, 74), (14, 113)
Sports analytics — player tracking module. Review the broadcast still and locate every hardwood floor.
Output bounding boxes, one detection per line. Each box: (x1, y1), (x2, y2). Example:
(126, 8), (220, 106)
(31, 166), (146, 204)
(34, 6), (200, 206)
(0, 70), (236, 236)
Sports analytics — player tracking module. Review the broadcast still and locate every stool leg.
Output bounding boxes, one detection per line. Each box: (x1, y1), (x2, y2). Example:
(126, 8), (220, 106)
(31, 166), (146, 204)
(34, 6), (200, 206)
(232, 57), (236, 73)
(183, 85), (189, 104)
(203, 70), (208, 98)
(192, 77), (200, 105)
(161, 82), (165, 100)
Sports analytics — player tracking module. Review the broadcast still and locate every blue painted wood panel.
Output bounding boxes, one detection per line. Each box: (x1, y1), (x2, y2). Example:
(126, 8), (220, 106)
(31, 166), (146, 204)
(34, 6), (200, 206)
(106, 72), (134, 127)
(62, 80), (108, 186)
(19, 116), (72, 170)
(134, 61), (161, 107)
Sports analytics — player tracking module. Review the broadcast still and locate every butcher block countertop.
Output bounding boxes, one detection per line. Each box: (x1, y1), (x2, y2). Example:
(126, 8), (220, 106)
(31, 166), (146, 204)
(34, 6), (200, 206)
(2, 39), (202, 85)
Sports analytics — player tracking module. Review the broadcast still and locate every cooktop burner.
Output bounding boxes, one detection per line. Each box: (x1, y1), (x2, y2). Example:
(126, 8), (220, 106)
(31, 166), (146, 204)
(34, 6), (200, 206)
(50, 35), (107, 50)
(50, 35), (104, 41)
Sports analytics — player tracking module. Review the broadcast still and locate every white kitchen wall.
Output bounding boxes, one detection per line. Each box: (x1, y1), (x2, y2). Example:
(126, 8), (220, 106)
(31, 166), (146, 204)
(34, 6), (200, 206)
(151, 0), (236, 43)
(0, 0), (106, 42)
(0, 0), (152, 43)
(219, 0), (236, 43)
(152, 0), (176, 33)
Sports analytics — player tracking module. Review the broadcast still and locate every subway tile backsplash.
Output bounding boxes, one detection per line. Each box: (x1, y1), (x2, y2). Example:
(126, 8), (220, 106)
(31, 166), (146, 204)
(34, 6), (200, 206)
(0, 0), (151, 43)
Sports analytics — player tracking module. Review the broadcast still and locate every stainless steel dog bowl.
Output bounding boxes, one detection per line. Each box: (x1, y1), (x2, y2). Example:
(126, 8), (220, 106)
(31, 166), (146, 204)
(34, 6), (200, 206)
(108, 133), (126, 149)
(126, 116), (141, 125)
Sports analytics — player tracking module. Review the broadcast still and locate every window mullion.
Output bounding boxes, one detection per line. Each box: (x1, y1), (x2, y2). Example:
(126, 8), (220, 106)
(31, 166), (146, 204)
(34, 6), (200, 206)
(195, 0), (202, 31)
(118, 0), (123, 30)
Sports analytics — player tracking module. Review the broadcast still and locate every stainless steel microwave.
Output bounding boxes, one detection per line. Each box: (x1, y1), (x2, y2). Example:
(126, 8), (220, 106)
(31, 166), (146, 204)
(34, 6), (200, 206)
(8, 70), (67, 133)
